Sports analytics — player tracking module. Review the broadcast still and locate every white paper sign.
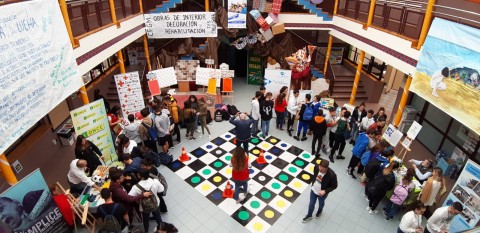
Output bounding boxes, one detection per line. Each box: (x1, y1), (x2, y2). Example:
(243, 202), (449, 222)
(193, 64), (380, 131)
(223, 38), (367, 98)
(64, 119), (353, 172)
(145, 12), (217, 38)
(114, 72), (145, 119)
(383, 124), (404, 147)
(406, 121), (423, 140)
(264, 69), (292, 98)
(149, 67), (177, 87)
(227, 0), (247, 28)
(196, 67), (225, 87)
(0, 0), (83, 154)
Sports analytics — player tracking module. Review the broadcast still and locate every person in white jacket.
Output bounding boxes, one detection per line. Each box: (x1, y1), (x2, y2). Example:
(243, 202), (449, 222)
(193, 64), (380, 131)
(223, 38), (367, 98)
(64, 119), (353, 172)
(398, 202), (426, 233)
(123, 114), (142, 146)
(426, 202), (463, 233)
(286, 90), (300, 136)
(128, 170), (164, 232)
(251, 91), (262, 136)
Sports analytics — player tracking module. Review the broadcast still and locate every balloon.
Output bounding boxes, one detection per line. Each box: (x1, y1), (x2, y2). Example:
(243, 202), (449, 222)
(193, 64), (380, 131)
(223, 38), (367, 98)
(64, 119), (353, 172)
(311, 0), (323, 4)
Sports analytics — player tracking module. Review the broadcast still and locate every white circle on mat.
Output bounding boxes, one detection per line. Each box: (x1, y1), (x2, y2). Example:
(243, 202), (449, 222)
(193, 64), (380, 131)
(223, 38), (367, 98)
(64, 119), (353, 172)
(259, 176), (266, 181)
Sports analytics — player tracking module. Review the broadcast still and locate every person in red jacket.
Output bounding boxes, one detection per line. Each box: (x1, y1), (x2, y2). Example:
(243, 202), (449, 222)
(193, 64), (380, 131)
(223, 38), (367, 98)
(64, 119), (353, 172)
(274, 92), (288, 130)
(230, 147), (251, 204)
(49, 184), (74, 228)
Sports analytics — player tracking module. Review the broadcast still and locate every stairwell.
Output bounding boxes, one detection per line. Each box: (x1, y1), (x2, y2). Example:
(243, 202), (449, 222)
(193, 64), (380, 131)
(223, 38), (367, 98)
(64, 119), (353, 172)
(330, 64), (367, 101)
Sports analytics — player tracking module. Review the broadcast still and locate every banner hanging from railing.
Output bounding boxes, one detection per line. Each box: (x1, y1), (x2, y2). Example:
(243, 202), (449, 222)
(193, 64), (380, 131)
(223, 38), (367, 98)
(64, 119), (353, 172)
(144, 12), (217, 38)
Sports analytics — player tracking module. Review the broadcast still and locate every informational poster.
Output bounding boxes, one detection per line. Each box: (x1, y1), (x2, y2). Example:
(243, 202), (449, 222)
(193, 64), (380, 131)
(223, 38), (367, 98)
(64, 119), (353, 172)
(0, 0), (83, 154)
(411, 18), (480, 135)
(148, 67), (177, 88)
(247, 50), (263, 85)
(196, 67), (216, 86)
(144, 12), (217, 38)
(319, 47), (345, 64)
(70, 99), (117, 165)
(227, 0), (247, 28)
(264, 69), (292, 98)
(406, 121), (422, 139)
(114, 72), (145, 119)
(383, 124), (403, 147)
(0, 170), (70, 232)
(443, 160), (480, 232)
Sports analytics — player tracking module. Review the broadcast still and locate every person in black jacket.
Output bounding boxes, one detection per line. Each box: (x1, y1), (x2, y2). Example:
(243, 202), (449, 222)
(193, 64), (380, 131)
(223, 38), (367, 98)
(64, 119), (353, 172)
(350, 103), (367, 145)
(366, 161), (399, 214)
(311, 109), (327, 157)
(75, 135), (103, 176)
(260, 92), (274, 138)
(302, 160), (337, 223)
(230, 112), (254, 152)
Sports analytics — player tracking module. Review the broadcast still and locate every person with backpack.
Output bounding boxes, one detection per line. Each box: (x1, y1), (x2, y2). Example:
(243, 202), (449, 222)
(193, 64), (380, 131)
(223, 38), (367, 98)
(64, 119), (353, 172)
(307, 95), (321, 135)
(384, 168), (415, 220)
(250, 91), (262, 137)
(321, 107), (338, 154)
(183, 101), (197, 140)
(366, 161), (399, 214)
(198, 98), (211, 138)
(294, 94), (313, 141)
(349, 102), (367, 145)
(162, 108), (175, 149)
(310, 109), (327, 157)
(97, 188), (130, 232)
(128, 170), (164, 232)
(260, 92), (274, 138)
(348, 128), (379, 179)
(286, 90), (300, 137)
(124, 114), (143, 147)
(138, 107), (158, 153)
(154, 105), (170, 153)
(165, 95), (181, 144)
(141, 158), (169, 213)
(329, 110), (351, 162)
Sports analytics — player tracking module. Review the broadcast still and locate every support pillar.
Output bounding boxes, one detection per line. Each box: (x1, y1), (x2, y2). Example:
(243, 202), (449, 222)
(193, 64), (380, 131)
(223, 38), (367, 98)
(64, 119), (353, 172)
(333, 0), (339, 15)
(415, 0), (436, 49)
(364, 0), (376, 29)
(118, 50), (126, 73)
(394, 76), (413, 127)
(349, 51), (365, 105)
(323, 35), (333, 74)
(0, 154), (18, 185)
(108, 0), (118, 24)
(58, 0), (75, 47)
(79, 86), (90, 104)
(143, 35), (152, 71)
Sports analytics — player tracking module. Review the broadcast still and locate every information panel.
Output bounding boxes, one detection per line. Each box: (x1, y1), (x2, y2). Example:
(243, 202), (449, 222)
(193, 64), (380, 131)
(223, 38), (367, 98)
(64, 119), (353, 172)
(145, 12), (217, 38)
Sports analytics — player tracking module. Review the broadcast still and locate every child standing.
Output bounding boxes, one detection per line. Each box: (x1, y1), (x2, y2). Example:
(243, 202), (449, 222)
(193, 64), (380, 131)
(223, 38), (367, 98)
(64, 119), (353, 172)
(198, 98), (211, 138)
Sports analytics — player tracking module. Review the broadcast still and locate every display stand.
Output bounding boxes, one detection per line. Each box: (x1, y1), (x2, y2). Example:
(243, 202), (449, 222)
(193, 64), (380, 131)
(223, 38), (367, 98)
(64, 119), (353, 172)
(56, 182), (96, 233)
(399, 137), (413, 161)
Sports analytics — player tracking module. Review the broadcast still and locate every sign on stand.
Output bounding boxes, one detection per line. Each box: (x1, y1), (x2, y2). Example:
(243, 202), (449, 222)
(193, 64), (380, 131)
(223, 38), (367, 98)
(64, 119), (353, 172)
(145, 12), (217, 38)
(264, 69), (292, 98)
(114, 72), (145, 119)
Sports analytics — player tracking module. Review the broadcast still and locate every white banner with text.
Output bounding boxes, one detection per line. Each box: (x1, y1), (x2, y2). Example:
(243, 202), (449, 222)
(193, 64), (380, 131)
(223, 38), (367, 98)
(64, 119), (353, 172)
(145, 12), (217, 38)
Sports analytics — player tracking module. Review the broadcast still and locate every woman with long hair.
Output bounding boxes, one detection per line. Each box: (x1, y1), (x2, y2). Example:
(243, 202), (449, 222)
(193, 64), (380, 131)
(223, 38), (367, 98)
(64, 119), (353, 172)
(75, 135), (103, 176)
(198, 98), (211, 138)
(186, 95), (200, 132)
(373, 107), (388, 122)
(367, 161), (399, 214)
(384, 168), (416, 220)
(274, 92), (288, 130)
(183, 101), (197, 140)
(231, 147), (250, 204)
(419, 168), (446, 208)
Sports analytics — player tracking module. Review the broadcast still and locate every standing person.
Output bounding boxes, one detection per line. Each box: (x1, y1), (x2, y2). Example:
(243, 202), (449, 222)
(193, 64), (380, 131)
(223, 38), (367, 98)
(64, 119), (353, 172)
(230, 112), (254, 152)
(347, 128), (378, 179)
(419, 168), (446, 214)
(384, 168), (416, 220)
(409, 159), (434, 183)
(153, 105), (170, 153)
(187, 95), (200, 133)
(366, 161), (399, 214)
(75, 135), (103, 176)
(398, 202), (427, 233)
(360, 110), (375, 132)
(274, 93), (288, 130)
(145, 91), (159, 106)
(311, 109), (327, 157)
(94, 89), (110, 112)
(286, 90), (300, 136)
(107, 106), (123, 138)
(124, 114), (142, 147)
(118, 134), (138, 155)
(302, 160), (337, 223)
(231, 147), (251, 204)
(67, 159), (101, 195)
(258, 86), (266, 103)
(373, 107), (388, 122)
(368, 115), (387, 132)
(97, 188), (130, 232)
(329, 110), (351, 162)
(294, 94), (313, 141)
(128, 170), (164, 232)
(141, 158), (168, 213)
(251, 91), (262, 137)
(426, 202), (463, 233)
(138, 108), (158, 153)
(198, 98), (211, 138)
(49, 184), (75, 228)
(307, 95), (321, 135)
(260, 92), (274, 138)
(350, 103), (367, 145)
(183, 101), (197, 140)
(165, 96), (181, 144)
(162, 108), (175, 149)
(321, 107), (338, 154)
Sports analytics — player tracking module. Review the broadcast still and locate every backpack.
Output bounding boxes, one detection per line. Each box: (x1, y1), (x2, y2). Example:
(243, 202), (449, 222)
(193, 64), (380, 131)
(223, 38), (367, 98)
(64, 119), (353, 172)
(214, 109), (223, 122)
(150, 172), (169, 196)
(144, 151), (162, 167)
(98, 204), (122, 232)
(227, 105), (240, 115)
(158, 152), (174, 166)
(391, 181), (410, 205)
(221, 110), (230, 120)
(142, 120), (157, 140)
(335, 119), (348, 135)
(360, 150), (372, 166)
(206, 110), (213, 124)
(302, 104), (314, 121)
(135, 184), (158, 212)
(367, 174), (386, 195)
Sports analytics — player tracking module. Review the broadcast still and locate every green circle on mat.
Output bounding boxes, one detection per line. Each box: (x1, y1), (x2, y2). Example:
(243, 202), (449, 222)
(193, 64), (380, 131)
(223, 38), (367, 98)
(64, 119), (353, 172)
(250, 201), (261, 209)
(302, 153), (311, 159)
(251, 138), (259, 143)
(288, 167), (298, 173)
(271, 182), (281, 189)
(238, 211), (250, 220)
(261, 191), (272, 199)
(225, 155), (232, 161)
(213, 161), (223, 168)
(191, 176), (201, 184)
(202, 169), (211, 175)
(295, 160), (305, 167)
(279, 174), (289, 182)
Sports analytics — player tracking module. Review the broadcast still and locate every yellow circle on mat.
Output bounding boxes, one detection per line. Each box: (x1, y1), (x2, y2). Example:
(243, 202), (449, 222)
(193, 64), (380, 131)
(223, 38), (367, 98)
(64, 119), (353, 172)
(293, 181), (302, 188)
(276, 200), (286, 208)
(201, 184), (210, 191)
(270, 139), (278, 143)
(302, 174), (311, 180)
(284, 190), (293, 197)
(261, 144), (269, 149)
(264, 210), (275, 218)
(213, 176), (222, 183)
(253, 222), (263, 231)
(252, 149), (260, 155)
(309, 166), (315, 172)
(226, 168), (232, 175)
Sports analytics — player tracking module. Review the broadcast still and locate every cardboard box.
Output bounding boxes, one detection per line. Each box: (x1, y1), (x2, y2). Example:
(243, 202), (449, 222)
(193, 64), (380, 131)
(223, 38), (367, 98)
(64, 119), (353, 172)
(268, 13), (279, 23)
(263, 2), (272, 13)
(272, 0), (282, 14)
(259, 28), (273, 41)
(249, 10), (261, 19)
(272, 23), (285, 35)
(265, 16), (275, 26)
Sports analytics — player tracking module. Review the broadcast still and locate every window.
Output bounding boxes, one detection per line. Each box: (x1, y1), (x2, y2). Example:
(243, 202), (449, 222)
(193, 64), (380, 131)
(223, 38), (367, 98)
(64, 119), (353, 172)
(424, 104), (450, 132)
(417, 122), (443, 154)
(410, 94), (425, 112)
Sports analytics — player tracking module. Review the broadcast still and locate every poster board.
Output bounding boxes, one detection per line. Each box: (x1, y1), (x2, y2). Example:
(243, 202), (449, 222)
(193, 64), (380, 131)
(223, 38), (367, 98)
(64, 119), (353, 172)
(0, 169), (70, 232)
(227, 0), (247, 28)
(145, 12), (217, 38)
(196, 67), (216, 86)
(318, 47), (345, 64)
(148, 67), (177, 88)
(264, 69), (292, 98)
(70, 99), (117, 165)
(114, 72), (145, 119)
(442, 160), (480, 232)
(383, 124), (403, 147)
(247, 50), (263, 85)
(406, 121), (422, 140)
(0, 0), (84, 154)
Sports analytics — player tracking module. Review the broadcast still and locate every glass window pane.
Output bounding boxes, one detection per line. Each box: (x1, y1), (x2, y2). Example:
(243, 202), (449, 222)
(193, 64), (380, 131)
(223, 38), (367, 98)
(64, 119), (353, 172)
(424, 104), (450, 133)
(417, 122), (443, 154)
(410, 94), (425, 113)
(448, 120), (470, 147)
(440, 139), (457, 157)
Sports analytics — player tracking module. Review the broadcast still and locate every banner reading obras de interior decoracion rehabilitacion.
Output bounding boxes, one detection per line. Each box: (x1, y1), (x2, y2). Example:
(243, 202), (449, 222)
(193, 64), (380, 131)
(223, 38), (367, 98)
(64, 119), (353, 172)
(70, 99), (117, 165)
(145, 12), (217, 38)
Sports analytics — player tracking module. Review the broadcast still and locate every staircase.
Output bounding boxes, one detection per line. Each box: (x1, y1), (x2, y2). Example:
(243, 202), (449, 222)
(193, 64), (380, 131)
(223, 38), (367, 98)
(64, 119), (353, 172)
(150, 0), (183, 13)
(107, 82), (120, 105)
(295, 0), (333, 21)
(330, 64), (367, 101)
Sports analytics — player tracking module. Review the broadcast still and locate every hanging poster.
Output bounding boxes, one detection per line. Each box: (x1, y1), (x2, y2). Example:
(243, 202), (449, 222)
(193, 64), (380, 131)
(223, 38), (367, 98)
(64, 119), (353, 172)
(114, 72), (145, 119)
(144, 12), (217, 38)
(0, 0), (83, 154)
(264, 69), (292, 98)
(406, 121), (422, 139)
(148, 67), (177, 88)
(443, 160), (480, 232)
(318, 47), (345, 64)
(0, 169), (70, 232)
(70, 99), (117, 165)
(227, 0), (247, 28)
(410, 18), (480, 136)
(247, 50), (263, 85)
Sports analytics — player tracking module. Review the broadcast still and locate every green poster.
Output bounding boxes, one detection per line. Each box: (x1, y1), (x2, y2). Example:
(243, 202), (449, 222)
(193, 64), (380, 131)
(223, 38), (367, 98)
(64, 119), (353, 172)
(247, 50), (263, 85)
